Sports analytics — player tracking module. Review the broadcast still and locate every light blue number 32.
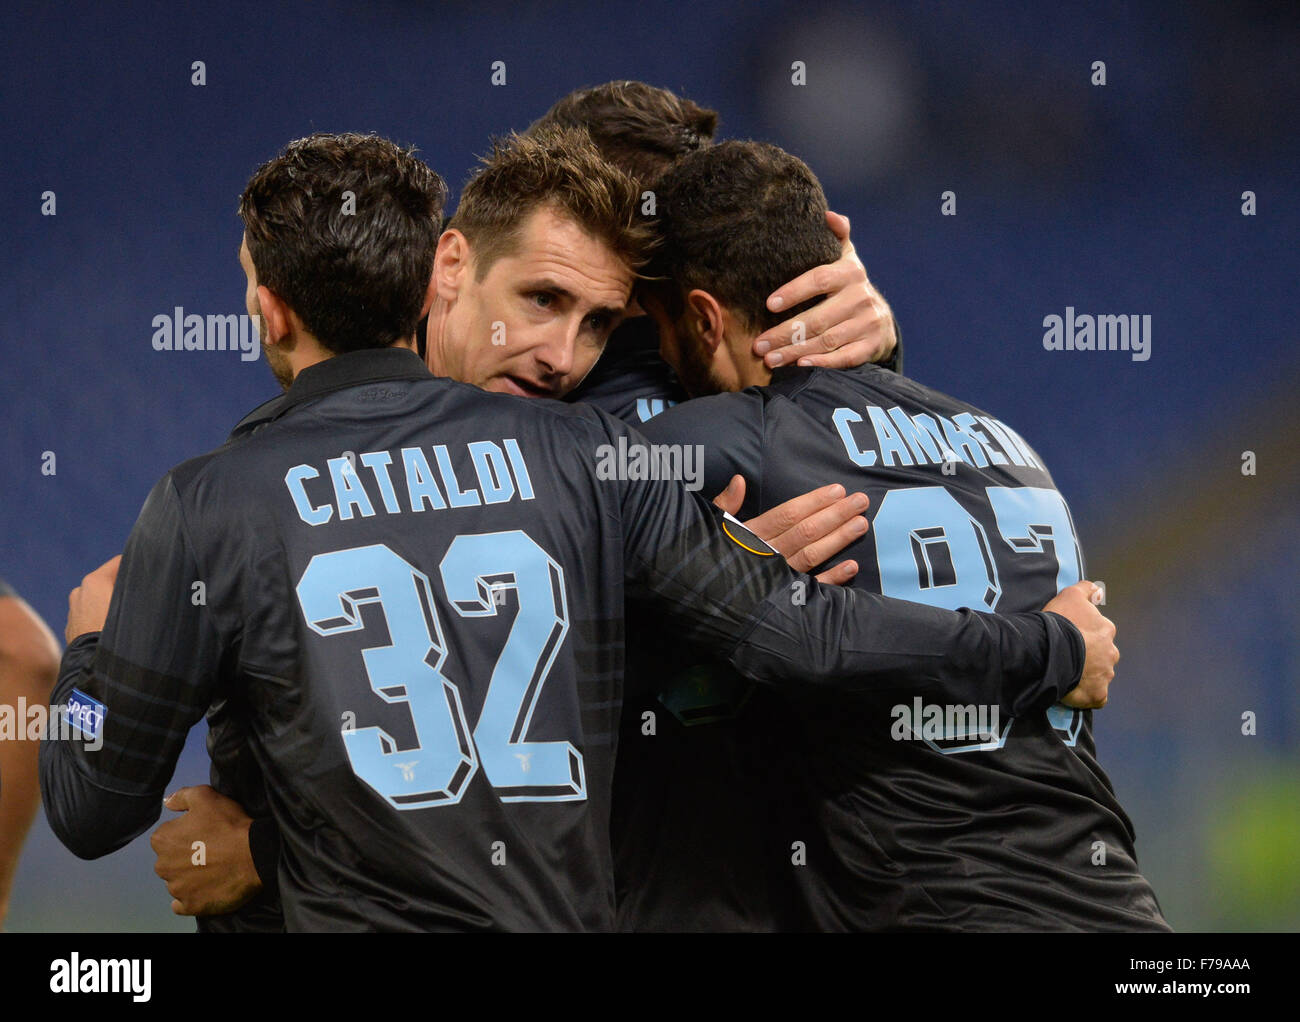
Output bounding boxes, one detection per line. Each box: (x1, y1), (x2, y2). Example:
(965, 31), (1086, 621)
(440, 532), (584, 802)
(295, 531), (584, 810)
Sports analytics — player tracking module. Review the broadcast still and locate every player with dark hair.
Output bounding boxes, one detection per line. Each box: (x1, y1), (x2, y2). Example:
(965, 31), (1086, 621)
(624, 139), (1168, 931)
(0, 578), (60, 927)
(149, 125), (873, 929)
(531, 81), (901, 424)
(527, 80), (718, 190)
(42, 131), (1116, 931)
(151, 125), (1109, 932)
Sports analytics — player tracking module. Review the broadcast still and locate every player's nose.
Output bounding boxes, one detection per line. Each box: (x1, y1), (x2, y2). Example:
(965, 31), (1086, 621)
(535, 323), (577, 378)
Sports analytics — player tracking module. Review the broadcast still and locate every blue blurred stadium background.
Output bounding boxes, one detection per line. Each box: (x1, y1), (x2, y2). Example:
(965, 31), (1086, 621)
(1, 0), (1296, 931)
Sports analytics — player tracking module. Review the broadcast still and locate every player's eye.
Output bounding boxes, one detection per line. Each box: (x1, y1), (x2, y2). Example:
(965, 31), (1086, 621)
(530, 292), (554, 309)
(586, 313), (610, 333)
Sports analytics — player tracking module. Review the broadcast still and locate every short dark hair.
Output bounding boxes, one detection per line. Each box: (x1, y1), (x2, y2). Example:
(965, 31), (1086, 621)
(528, 81), (718, 190)
(239, 132), (446, 353)
(641, 140), (841, 334)
(449, 125), (655, 280)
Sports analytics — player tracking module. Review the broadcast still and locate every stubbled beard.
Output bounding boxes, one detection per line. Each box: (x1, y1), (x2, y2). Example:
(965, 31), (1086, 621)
(676, 334), (726, 399)
(263, 341), (293, 390)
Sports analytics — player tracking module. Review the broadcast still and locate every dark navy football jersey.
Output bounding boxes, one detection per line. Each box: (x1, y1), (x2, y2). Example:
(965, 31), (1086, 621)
(631, 363), (1168, 931)
(206, 318), (881, 933)
(612, 647), (801, 931)
(566, 315), (685, 424)
(200, 391), (294, 933)
(40, 348), (1085, 931)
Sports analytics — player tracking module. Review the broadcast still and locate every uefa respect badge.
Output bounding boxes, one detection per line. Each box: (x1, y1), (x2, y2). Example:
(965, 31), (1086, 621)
(65, 688), (106, 743)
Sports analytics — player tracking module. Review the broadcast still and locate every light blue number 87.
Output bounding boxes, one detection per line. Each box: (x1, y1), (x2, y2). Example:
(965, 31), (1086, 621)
(874, 485), (1086, 748)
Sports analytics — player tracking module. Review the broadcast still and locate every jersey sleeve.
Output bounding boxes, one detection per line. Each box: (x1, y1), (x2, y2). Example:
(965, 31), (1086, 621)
(248, 816), (281, 892)
(605, 414), (1083, 716)
(882, 315), (903, 375)
(636, 390), (765, 502)
(40, 473), (226, 859)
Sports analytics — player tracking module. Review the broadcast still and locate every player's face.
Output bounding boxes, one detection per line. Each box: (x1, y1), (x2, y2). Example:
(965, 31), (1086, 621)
(430, 206), (632, 398)
(239, 235), (291, 389)
(641, 291), (728, 398)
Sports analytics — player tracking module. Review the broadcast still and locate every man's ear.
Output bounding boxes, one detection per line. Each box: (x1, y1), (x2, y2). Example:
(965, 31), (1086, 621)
(685, 289), (726, 354)
(433, 229), (472, 301)
(256, 285), (295, 347)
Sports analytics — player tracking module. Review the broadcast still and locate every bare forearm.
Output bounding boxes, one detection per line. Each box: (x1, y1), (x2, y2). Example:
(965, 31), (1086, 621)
(0, 597), (61, 923)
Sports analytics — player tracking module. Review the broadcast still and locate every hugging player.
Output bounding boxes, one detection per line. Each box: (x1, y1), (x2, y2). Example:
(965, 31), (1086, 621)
(155, 82), (910, 929)
(615, 139), (1166, 932)
(41, 131), (1115, 930)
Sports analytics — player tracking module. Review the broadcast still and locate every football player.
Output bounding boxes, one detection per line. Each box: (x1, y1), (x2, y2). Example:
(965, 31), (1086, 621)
(42, 132), (1115, 931)
(624, 139), (1167, 931)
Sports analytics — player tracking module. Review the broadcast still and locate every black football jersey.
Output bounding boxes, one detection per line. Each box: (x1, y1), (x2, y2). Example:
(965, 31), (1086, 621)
(566, 315), (685, 424)
(630, 363), (1168, 931)
(40, 349), (1083, 931)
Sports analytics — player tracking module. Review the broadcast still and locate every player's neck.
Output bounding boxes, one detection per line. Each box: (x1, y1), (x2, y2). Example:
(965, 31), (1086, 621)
(423, 300), (457, 379)
(730, 336), (773, 390)
(274, 330), (334, 386)
(282, 333), (417, 385)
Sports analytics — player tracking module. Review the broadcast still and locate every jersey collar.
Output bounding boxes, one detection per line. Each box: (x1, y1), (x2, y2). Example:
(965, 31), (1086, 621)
(228, 347), (432, 438)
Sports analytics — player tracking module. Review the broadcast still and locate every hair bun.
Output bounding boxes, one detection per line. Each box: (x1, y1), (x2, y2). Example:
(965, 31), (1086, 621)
(675, 125), (702, 152)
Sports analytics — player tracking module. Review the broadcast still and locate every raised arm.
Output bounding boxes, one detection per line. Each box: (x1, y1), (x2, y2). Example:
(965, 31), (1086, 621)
(752, 211), (901, 372)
